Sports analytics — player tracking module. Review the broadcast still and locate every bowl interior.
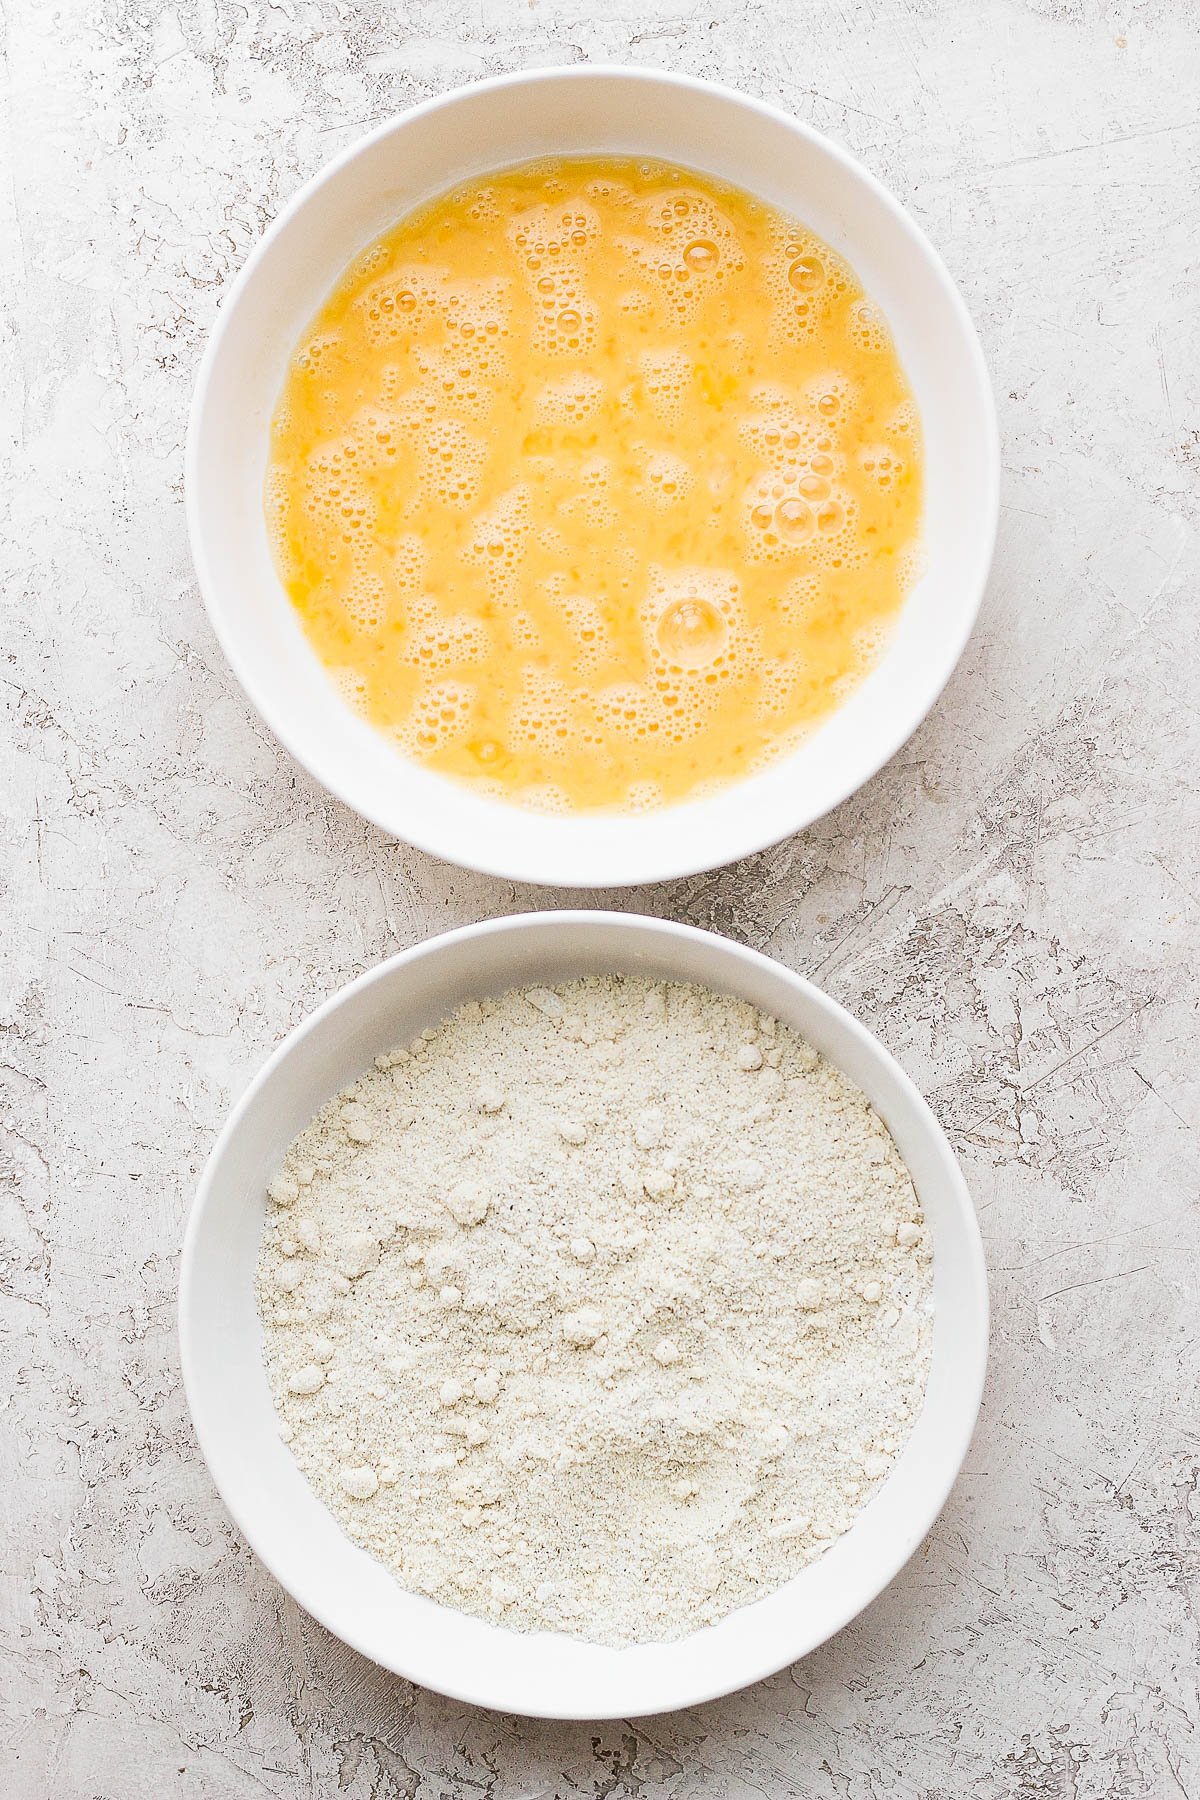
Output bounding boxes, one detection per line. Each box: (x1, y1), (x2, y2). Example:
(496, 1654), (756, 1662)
(180, 913), (987, 1719)
(188, 69), (998, 887)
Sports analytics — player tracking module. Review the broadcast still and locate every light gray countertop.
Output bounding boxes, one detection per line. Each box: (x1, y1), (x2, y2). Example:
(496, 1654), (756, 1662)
(2, 1), (1197, 1794)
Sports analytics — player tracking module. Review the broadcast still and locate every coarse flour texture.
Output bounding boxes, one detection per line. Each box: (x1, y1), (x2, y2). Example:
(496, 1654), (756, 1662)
(257, 978), (933, 1645)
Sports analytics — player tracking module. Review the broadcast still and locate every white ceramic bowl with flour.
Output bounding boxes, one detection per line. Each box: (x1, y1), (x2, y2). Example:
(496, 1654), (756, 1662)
(179, 912), (987, 1718)
(186, 67), (999, 887)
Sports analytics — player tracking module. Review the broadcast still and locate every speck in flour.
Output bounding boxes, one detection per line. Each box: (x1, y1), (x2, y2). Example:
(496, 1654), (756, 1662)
(257, 976), (933, 1645)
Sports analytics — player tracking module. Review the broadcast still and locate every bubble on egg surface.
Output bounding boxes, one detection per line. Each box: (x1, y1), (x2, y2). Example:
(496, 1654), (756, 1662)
(534, 373), (604, 428)
(856, 443), (906, 494)
(775, 496), (814, 541)
(638, 348), (692, 425)
(642, 449), (695, 508)
(401, 611), (492, 674)
(625, 781), (664, 813)
(778, 574), (823, 628)
(516, 781), (573, 815)
(683, 238), (719, 274)
(617, 187), (743, 322)
(329, 665), (369, 716)
(396, 679), (477, 758)
(787, 254), (826, 294)
(294, 330), (347, 378)
(744, 470), (859, 569)
(654, 596), (729, 669)
(895, 539), (927, 589)
(508, 668), (581, 759)
(754, 653), (810, 724)
(848, 298), (890, 354)
(801, 371), (859, 428)
(592, 680), (666, 745)
(736, 397), (823, 473)
(887, 400), (919, 440)
(849, 618), (894, 678)
(417, 417), (487, 509)
(552, 590), (612, 677)
(462, 486), (533, 598)
(354, 266), (440, 348)
(759, 220), (852, 347)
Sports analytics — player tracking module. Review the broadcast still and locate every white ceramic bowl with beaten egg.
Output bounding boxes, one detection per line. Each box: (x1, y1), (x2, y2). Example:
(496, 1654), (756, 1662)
(179, 911), (988, 1719)
(187, 67), (998, 888)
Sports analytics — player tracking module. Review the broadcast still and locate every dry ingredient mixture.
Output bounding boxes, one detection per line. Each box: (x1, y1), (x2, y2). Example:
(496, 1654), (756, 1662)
(257, 978), (933, 1645)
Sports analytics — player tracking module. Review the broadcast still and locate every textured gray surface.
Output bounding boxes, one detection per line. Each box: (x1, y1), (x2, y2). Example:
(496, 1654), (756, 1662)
(2, 0), (1198, 1794)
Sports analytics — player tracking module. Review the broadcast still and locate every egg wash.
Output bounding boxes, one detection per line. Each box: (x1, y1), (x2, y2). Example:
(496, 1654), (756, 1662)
(266, 156), (923, 813)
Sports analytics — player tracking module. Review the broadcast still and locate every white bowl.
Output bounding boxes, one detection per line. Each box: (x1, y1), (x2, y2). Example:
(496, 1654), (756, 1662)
(179, 912), (987, 1718)
(186, 67), (998, 889)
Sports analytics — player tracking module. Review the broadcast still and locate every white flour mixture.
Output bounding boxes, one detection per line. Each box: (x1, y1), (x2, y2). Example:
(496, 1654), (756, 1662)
(257, 977), (933, 1644)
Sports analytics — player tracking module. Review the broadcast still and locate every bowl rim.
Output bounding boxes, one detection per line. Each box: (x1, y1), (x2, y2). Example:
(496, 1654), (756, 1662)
(178, 910), (989, 1717)
(184, 64), (1000, 889)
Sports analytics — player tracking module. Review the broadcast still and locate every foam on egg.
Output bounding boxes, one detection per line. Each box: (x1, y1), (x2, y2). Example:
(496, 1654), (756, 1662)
(533, 373), (605, 429)
(592, 680), (667, 745)
(508, 668), (578, 758)
(619, 186), (744, 326)
(642, 449), (695, 507)
(638, 349), (692, 426)
(856, 443), (907, 494)
(847, 299), (891, 355)
(328, 665), (370, 716)
(396, 679), (477, 756)
(420, 417), (486, 509)
(624, 780), (665, 813)
(401, 612), (491, 674)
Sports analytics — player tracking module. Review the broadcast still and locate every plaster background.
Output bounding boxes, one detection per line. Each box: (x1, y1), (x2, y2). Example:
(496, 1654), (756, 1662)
(1, 1), (1197, 1794)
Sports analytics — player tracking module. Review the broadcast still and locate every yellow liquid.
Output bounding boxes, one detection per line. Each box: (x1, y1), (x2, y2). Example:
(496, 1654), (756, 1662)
(267, 157), (923, 812)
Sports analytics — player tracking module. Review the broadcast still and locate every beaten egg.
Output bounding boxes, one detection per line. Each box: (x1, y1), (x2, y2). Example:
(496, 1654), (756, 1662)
(267, 156), (923, 812)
